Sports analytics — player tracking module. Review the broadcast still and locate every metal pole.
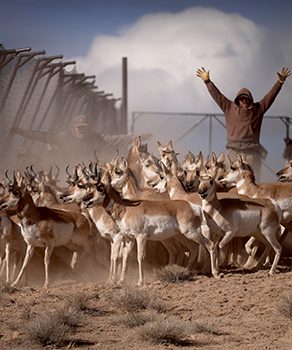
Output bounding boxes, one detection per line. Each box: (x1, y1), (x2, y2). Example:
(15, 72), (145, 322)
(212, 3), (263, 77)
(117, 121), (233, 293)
(122, 57), (128, 133)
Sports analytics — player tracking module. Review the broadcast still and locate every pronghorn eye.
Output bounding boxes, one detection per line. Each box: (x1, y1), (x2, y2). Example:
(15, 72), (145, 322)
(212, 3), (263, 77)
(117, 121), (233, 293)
(231, 166), (236, 171)
(96, 185), (104, 193)
(210, 180), (213, 185)
(115, 170), (122, 176)
(12, 190), (19, 196)
(77, 182), (84, 188)
(196, 170), (200, 176)
(206, 165), (210, 170)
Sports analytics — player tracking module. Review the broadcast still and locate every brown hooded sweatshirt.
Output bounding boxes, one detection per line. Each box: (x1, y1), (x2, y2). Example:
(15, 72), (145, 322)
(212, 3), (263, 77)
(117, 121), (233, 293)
(204, 79), (282, 150)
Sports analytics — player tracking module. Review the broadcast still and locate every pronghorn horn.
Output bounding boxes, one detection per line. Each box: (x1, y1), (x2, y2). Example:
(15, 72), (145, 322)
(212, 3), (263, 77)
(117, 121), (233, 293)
(54, 165), (60, 181)
(65, 165), (71, 180)
(48, 166), (53, 179)
(5, 169), (11, 184)
(30, 165), (36, 177)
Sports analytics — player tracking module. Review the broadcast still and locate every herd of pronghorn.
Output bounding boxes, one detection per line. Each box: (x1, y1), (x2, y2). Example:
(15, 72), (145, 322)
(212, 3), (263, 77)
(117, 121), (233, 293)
(1, 135), (292, 288)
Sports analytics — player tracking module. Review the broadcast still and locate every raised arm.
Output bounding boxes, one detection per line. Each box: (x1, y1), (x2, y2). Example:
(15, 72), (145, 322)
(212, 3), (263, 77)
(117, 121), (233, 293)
(259, 67), (290, 113)
(196, 66), (231, 112)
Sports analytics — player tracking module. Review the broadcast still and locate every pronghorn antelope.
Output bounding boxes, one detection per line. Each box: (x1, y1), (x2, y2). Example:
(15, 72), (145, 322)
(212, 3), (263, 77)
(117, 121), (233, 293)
(276, 160), (292, 182)
(198, 170), (282, 276)
(109, 156), (200, 270)
(181, 151), (203, 192)
(81, 170), (219, 286)
(60, 169), (125, 285)
(0, 173), (92, 288)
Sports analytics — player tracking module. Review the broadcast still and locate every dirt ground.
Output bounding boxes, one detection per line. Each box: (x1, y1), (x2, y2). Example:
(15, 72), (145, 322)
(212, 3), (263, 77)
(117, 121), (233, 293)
(1, 242), (292, 350)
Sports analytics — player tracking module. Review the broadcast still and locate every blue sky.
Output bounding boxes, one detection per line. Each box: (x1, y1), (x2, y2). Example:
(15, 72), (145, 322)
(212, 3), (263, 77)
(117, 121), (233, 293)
(1, 0), (291, 57)
(1, 0), (292, 180)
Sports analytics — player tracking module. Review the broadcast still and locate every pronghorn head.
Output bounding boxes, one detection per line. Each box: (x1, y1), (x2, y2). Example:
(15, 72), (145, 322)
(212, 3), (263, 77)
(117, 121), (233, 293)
(276, 160), (292, 182)
(218, 153), (253, 186)
(204, 152), (225, 179)
(60, 164), (100, 204)
(0, 172), (26, 211)
(110, 157), (130, 192)
(182, 151), (203, 192)
(82, 170), (109, 208)
(198, 169), (216, 201)
(157, 140), (176, 168)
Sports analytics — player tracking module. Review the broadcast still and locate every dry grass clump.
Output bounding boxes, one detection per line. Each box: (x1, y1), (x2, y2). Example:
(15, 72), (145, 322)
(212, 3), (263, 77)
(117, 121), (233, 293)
(138, 314), (190, 345)
(25, 309), (73, 347)
(120, 310), (158, 328)
(114, 286), (151, 312)
(153, 264), (196, 283)
(25, 292), (88, 347)
(278, 293), (292, 318)
(114, 286), (170, 314)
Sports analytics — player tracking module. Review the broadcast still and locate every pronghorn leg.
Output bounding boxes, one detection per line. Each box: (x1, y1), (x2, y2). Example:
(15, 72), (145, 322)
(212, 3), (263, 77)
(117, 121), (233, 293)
(44, 244), (54, 289)
(118, 237), (134, 285)
(5, 242), (10, 284)
(174, 234), (199, 270)
(11, 244), (34, 287)
(107, 234), (123, 284)
(135, 235), (147, 286)
(263, 228), (282, 276)
(161, 238), (179, 266)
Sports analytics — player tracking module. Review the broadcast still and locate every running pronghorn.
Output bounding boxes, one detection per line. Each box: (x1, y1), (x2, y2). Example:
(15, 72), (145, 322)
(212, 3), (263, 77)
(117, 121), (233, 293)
(60, 168), (125, 285)
(81, 169), (220, 286)
(276, 160), (292, 182)
(197, 168), (282, 276)
(0, 172), (92, 288)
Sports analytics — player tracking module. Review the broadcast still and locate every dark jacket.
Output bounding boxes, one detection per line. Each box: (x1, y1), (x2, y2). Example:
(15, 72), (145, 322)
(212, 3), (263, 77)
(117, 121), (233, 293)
(204, 79), (282, 148)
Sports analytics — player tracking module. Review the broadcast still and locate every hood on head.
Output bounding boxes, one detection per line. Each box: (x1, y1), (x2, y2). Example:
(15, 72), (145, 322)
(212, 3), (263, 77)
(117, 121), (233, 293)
(234, 88), (253, 106)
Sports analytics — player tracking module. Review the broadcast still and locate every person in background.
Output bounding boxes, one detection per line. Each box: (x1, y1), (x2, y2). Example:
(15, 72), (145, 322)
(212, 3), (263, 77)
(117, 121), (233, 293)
(11, 115), (152, 168)
(196, 66), (291, 181)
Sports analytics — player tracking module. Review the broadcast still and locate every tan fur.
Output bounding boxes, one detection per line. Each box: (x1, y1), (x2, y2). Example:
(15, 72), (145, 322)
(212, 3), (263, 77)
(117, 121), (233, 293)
(0, 177), (91, 288)
(82, 173), (219, 286)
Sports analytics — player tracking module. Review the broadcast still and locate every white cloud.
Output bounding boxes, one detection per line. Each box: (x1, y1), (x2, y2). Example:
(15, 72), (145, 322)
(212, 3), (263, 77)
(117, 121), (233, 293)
(69, 6), (292, 181)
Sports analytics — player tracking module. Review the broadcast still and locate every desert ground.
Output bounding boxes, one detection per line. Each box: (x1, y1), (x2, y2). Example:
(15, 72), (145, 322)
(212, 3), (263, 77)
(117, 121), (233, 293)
(0, 241), (292, 350)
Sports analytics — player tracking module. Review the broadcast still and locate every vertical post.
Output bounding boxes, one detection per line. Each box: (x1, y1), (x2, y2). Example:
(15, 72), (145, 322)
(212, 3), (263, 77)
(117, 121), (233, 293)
(208, 115), (213, 154)
(122, 57), (128, 134)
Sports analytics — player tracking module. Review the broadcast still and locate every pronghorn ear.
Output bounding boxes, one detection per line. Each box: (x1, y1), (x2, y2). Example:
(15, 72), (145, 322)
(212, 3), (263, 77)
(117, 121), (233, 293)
(217, 152), (225, 163)
(167, 140), (174, 151)
(132, 135), (141, 148)
(203, 154), (209, 166)
(227, 156), (232, 166)
(120, 157), (128, 170)
(211, 151), (217, 164)
(236, 153), (243, 165)
(195, 151), (203, 163)
(112, 155), (119, 168)
(157, 141), (163, 152)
